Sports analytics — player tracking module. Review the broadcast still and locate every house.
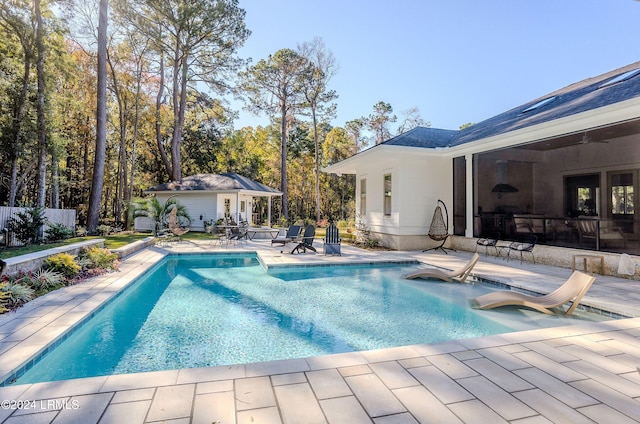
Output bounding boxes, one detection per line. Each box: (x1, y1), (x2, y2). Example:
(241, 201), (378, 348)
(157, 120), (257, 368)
(324, 62), (640, 253)
(134, 173), (282, 232)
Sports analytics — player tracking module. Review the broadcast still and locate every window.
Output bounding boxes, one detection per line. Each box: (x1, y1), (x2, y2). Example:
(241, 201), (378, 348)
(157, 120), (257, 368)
(521, 96), (557, 113)
(599, 68), (640, 89)
(224, 198), (231, 215)
(611, 173), (634, 216)
(359, 179), (366, 215)
(383, 174), (392, 216)
(240, 200), (246, 213)
(565, 174), (600, 216)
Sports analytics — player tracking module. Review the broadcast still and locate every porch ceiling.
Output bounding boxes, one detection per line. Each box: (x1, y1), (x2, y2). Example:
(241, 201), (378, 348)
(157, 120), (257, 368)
(513, 118), (640, 151)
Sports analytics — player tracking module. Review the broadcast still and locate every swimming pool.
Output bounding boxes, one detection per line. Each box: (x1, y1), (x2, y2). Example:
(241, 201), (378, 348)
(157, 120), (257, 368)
(12, 253), (609, 384)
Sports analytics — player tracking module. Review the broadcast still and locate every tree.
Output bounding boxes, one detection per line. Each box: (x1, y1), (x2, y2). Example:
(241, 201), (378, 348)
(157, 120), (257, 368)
(127, 0), (249, 181)
(34, 0), (46, 210)
(239, 48), (308, 222)
(132, 196), (190, 235)
(297, 37), (338, 223)
(397, 106), (429, 134)
(86, 0), (108, 233)
(366, 101), (396, 145)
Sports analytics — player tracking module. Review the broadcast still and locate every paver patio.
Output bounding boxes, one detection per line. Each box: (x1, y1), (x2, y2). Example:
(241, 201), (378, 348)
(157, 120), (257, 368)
(1, 239), (639, 423)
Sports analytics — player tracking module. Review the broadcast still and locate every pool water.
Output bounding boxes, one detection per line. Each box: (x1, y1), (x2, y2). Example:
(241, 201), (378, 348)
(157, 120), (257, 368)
(13, 254), (609, 384)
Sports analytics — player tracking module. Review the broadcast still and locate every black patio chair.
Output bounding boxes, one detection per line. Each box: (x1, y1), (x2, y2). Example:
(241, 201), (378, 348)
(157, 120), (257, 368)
(271, 225), (302, 246)
(507, 235), (537, 264)
(290, 225), (317, 254)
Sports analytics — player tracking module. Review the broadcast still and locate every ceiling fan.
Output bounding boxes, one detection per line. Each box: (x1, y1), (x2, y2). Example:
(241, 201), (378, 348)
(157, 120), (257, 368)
(578, 132), (608, 144)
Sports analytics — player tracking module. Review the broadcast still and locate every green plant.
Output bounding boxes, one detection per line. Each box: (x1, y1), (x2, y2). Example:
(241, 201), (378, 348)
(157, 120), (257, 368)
(75, 226), (88, 237)
(0, 283), (9, 313)
(44, 253), (81, 278)
(132, 196), (191, 235)
(355, 215), (379, 248)
(6, 206), (48, 245)
(78, 246), (118, 270)
(45, 223), (75, 243)
(31, 269), (66, 290)
(2, 282), (35, 306)
(96, 225), (113, 236)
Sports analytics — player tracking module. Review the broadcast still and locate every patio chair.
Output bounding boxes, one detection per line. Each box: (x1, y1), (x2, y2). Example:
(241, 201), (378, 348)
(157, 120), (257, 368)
(470, 270), (595, 315)
(323, 223), (342, 256)
(423, 200), (455, 254)
(475, 232), (500, 256)
(507, 235), (537, 264)
(290, 225), (317, 254)
(405, 253), (480, 283)
(167, 208), (190, 242)
(271, 225), (302, 246)
(576, 217), (625, 249)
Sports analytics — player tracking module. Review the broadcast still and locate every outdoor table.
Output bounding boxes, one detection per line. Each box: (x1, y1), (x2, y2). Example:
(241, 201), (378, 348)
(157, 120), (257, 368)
(247, 228), (281, 240)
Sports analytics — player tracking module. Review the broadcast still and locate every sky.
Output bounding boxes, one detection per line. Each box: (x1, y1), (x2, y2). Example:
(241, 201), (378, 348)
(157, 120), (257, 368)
(231, 0), (640, 131)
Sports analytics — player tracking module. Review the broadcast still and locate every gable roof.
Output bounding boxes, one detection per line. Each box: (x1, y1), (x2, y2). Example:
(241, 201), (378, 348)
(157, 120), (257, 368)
(378, 127), (458, 148)
(450, 61), (640, 147)
(145, 173), (282, 195)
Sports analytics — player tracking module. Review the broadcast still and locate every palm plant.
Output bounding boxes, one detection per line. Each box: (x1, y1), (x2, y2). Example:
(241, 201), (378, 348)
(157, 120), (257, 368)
(131, 196), (191, 235)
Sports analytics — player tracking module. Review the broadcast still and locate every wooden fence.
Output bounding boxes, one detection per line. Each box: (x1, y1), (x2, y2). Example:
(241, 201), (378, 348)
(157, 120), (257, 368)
(0, 207), (76, 247)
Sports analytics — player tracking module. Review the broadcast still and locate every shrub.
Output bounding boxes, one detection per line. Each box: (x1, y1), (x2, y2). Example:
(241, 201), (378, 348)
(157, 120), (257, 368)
(96, 225), (112, 236)
(44, 253), (81, 278)
(79, 246), (119, 270)
(6, 206), (47, 245)
(30, 269), (66, 291)
(75, 226), (88, 237)
(45, 222), (75, 243)
(2, 282), (35, 306)
(0, 283), (8, 313)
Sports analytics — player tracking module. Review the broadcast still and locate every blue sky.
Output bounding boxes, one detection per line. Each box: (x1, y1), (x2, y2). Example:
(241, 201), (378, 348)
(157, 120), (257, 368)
(233, 0), (640, 131)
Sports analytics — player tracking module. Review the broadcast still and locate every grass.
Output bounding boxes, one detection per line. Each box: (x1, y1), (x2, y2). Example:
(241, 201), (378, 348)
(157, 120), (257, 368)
(0, 233), (150, 260)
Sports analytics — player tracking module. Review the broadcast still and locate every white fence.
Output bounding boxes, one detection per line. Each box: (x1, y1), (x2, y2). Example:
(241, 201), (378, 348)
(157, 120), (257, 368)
(0, 207), (76, 247)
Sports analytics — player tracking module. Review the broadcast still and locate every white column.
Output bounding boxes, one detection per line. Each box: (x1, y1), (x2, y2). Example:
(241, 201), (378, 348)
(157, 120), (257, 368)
(465, 153), (474, 238)
(236, 193), (240, 223)
(268, 196), (272, 227)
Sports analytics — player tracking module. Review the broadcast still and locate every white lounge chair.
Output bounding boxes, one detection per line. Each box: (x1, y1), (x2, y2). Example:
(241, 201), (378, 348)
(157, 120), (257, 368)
(470, 270), (595, 316)
(405, 253), (479, 283)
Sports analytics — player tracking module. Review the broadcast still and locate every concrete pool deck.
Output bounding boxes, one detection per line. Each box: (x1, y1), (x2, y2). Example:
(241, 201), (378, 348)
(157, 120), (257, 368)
(0, 239), (639, 423)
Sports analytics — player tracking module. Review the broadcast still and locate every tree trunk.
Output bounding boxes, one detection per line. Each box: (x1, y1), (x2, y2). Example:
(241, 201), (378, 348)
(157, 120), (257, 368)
(312, 106), (320, 223)
(155, 54), (172, 178)
(8, 51), (31, 207)
(87, 0), (109, 233)
(280, 102), (289, 221)
(169, 45), (188, 181)
(35, 0), (47, 212)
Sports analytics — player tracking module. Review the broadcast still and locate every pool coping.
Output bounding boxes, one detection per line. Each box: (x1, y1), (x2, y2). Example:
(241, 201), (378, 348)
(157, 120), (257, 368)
(0, 245), (632, 388)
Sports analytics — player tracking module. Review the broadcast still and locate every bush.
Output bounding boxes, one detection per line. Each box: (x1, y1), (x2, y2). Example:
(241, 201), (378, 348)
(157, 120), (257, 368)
(78, 246), (119, 270)
(75, 226), (88, 237)
(0, 283), (8, 313)
(45, 222), (75, 243)
(2, 282), (35, 306)
(30, 269), (66, 291)
(6, 206), (47, 245)
(96, 225), (112, 236)
(44, 253), (81, 278)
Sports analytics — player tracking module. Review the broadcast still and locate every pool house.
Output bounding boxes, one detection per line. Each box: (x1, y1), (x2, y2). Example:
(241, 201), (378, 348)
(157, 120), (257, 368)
(324, 61), (640, 256)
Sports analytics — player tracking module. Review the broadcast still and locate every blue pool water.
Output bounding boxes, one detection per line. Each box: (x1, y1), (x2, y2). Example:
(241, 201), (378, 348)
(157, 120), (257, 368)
(13, 253), (608, 384)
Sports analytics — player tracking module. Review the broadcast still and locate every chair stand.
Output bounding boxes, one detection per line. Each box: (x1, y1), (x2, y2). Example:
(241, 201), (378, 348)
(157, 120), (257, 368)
(423, 236), (456, 254)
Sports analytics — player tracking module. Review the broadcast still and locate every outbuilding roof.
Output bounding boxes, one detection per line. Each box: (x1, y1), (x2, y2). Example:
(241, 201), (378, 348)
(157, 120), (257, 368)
(145, 173), (282, 195)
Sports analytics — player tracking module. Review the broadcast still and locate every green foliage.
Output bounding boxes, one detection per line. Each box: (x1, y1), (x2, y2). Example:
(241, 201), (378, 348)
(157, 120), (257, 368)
(44, 253), (81, 278)
(6, 206), (48, 245)
(0, 283), (8, 313)
(31, 269), (66, 290)
(132, 197), (191, 235)
(355, 215), (379, 248)
(1, 282), (35, 306)
(78, 247), (118, 270)
(96, 225), (112, 236)
(45, 223), (75, 242)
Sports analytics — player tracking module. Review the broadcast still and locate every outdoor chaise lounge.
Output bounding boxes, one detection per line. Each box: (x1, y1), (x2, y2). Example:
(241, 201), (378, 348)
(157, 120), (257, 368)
(271, 225), (302, 246)
(470, 270), (595, 316)
(405, 253), (479, 283)
(290, 225), (317, 254)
